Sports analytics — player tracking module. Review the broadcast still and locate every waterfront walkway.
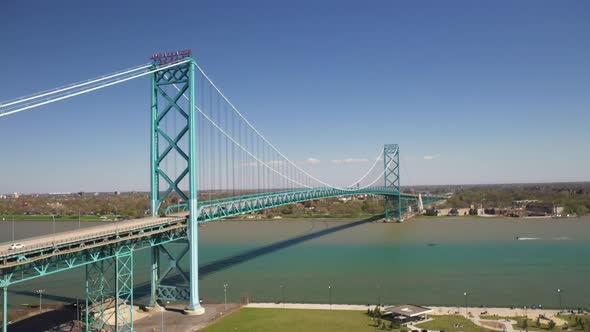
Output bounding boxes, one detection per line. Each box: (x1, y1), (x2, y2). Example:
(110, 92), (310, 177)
(247, 303), (569, 332)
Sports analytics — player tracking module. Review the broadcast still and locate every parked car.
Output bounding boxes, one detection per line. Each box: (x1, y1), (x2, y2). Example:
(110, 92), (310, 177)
(8, 243), (24, 250)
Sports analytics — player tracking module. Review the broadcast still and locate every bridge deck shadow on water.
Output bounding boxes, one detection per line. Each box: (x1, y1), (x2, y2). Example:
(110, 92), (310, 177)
(9, 215), (383, 305)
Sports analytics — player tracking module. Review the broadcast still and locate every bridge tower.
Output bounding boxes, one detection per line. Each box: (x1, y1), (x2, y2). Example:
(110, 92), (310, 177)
(383, 144), (402, 220)
(149, 51), (205, 314)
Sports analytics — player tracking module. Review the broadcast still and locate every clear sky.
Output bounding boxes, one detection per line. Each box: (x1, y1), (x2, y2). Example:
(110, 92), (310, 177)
(1, 0), (589, 193)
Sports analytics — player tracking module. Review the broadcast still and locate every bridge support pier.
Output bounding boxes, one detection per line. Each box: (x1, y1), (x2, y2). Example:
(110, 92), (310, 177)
(185, 59), (204, 315)
(114, 246), (134, 331)
(85, 246), (134, 332)
(150, 55), (203, 314)
(3, 286), (7, 332)
(147, 247), (161, 310)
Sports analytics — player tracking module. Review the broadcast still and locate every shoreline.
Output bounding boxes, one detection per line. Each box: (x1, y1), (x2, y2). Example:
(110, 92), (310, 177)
(245, 303), (571, 316)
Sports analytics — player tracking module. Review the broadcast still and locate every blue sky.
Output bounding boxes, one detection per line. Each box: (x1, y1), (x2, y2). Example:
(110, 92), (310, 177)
(1, 0), (589, 193)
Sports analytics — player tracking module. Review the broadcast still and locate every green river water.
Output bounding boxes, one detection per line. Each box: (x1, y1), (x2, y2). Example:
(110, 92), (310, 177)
(1, 216), (589, 309)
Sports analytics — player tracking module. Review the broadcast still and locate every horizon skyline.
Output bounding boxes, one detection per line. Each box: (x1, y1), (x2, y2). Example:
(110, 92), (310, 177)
(3, 179), (589, 196)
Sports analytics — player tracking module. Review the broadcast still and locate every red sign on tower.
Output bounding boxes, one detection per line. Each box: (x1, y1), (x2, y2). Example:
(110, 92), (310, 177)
(151, 50), (192, 65)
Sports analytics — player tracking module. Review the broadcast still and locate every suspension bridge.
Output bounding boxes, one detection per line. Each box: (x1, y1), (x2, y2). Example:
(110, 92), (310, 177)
(0, 50), (443, 331)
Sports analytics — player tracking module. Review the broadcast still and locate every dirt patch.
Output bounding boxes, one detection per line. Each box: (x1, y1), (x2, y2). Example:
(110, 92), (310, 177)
(480, 320), (506, 329)
(133, 303), (242, 332)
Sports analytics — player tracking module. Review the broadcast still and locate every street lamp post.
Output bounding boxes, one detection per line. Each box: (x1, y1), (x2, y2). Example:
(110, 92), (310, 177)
(328, 285), (332, 310)
(223, 283), (229, 311)
(377, 284), (381, 307)
(524, 305), (529, 332)
(114, 206), (119, 237)
(36, 289), (45, 313)
(464, 292), (468, 316)
(557, 289), (562, 312)
(280, 284), (285, 309)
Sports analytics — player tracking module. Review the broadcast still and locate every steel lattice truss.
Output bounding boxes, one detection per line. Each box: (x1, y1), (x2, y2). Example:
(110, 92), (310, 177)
(164, 186), (416, 220)
(383, 144), (402, 220)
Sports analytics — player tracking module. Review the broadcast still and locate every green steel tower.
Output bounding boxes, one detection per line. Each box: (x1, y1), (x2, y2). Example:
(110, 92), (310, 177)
(149, 50), (204, 314)
(384, 144), (401, 220)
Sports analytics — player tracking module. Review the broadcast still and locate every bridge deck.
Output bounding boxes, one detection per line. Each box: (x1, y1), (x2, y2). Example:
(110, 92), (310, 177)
(0, 215), (182, 262)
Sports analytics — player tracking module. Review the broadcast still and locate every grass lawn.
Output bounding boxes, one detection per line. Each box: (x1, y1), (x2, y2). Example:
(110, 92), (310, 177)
(511, 318), (563, 332)
(201, 308), (398, 332)
(556, 314), (590, 327)
(416, 315), (495, 332)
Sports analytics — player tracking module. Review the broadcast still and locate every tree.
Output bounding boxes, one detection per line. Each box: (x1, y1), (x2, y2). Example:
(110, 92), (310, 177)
(535, 317), (541, 328)
(548, 320), (556, 330)
(520, 318), (529, 329)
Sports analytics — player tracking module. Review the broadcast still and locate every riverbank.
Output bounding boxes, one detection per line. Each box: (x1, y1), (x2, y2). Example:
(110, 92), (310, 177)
(246, 303), (572, 319)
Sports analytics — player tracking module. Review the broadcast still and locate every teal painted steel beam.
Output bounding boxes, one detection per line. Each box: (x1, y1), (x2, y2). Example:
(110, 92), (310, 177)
(3, 286), (6, 332)
(150, 65), (159, 217)
(148, 247), (160, 309)
(186, 58), (204, 314)
(149, 56), (196, 313)
(115, 246), (134, 332)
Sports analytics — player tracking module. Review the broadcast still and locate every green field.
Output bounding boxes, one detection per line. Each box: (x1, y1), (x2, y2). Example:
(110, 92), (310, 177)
(416, 315), (495, 332)
(201, 308), (397, 332)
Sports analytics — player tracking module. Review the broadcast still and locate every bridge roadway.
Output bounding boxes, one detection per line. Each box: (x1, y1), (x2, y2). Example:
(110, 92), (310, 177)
(0, 214), (187, 268)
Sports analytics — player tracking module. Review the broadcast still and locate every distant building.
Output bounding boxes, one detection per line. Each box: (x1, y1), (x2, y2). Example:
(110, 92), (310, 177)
(526, 202), (553, 216)
(12, 192), (20, 199)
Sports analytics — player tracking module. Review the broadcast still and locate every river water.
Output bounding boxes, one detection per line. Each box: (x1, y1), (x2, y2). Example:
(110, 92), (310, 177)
(1, 217), (589, 309)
